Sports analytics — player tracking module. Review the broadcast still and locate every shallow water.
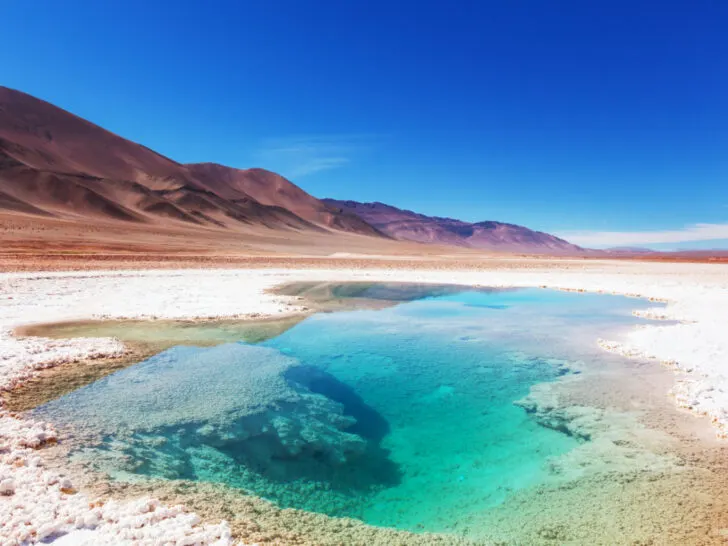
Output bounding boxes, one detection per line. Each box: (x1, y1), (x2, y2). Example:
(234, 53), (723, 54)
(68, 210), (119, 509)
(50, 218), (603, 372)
(32, 285), (656, 536)
(17, 315), (305, 348)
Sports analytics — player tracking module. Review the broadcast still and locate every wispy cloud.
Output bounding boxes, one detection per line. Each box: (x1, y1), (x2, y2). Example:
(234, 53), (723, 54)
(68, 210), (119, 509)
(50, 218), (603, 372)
(558, 223), (728, 248)
(255, 134), (375, 179)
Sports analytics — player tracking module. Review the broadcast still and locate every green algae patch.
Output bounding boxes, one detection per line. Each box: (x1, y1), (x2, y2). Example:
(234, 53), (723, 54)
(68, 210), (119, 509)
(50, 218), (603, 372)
(15, 314), (305, 348)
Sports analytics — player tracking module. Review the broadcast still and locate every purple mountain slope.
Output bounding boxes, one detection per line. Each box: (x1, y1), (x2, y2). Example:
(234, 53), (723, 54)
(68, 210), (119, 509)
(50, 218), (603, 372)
(322, 199), (583, 254)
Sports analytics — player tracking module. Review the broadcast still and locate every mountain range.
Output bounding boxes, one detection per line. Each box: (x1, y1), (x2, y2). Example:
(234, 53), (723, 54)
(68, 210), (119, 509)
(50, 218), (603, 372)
(323, 200), (581, 253)
(0, 86), (381, 236)
(0, 86), (580, 255)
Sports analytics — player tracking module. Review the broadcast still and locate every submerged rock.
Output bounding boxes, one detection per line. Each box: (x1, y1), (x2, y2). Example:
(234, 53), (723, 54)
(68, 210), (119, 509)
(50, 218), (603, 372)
(33, 344), (371, 478)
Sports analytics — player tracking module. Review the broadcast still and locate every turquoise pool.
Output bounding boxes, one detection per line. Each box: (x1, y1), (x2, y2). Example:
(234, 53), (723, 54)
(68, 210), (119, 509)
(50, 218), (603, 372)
(33, 285), (653, 535)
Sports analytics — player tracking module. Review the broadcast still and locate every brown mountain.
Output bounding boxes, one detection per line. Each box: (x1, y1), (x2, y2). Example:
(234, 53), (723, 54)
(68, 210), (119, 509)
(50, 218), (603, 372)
(322, 199), (582, 254)
(186, 163), (381, 235)
(0, 85), (580, 256)
(0, 86), (378, 235)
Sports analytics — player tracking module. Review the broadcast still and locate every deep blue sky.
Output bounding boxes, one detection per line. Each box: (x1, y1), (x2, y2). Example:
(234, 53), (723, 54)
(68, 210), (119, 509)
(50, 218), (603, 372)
(2, 1), (727, 248)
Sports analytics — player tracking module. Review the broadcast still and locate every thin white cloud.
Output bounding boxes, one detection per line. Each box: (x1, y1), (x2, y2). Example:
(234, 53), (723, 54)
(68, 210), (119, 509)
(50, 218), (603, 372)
(255, 134), (374, 179)
(558, 223), (728, 247)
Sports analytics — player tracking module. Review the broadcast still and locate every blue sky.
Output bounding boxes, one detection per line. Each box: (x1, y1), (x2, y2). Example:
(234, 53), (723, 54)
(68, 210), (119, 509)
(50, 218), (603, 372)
(2, 1), (727, 249)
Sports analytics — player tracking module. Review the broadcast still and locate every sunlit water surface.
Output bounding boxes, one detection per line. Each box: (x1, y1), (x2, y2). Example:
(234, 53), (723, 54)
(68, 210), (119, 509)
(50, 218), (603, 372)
(33, 285), (653, 534)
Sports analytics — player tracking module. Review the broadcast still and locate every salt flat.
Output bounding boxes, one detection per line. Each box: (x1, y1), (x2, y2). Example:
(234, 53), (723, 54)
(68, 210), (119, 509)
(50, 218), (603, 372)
(1, 260), (727, 544)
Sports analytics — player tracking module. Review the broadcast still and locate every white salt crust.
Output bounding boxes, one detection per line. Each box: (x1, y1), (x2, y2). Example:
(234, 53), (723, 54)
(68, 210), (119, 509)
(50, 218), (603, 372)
(1, 262), (727, 544)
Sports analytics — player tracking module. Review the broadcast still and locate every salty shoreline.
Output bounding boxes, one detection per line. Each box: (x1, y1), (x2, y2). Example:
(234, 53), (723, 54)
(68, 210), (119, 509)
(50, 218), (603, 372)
(2, 260), (728, 544)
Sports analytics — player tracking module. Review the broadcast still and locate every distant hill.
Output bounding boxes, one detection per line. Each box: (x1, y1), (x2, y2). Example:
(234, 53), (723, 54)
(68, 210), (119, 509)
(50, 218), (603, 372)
(604, 247), (657, 253)
(0, 85), (585, 255)
(185, 163), (381, 235)
(0, 86), (379, 236)
(323, 199), (582, 254)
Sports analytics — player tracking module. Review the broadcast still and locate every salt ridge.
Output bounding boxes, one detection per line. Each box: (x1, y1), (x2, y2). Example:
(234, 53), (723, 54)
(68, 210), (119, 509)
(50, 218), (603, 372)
(1, 262), (727, 544)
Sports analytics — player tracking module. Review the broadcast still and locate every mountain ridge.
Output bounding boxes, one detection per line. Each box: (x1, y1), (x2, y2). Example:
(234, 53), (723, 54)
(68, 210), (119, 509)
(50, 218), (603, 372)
(0, 86), (377, 236)
(322, 199), (582, 254)
(0, 85), (581, 254)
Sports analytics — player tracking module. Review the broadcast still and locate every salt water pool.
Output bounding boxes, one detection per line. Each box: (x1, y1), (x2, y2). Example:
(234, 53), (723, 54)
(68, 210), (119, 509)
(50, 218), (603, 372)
(32, 284), (655, 535)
